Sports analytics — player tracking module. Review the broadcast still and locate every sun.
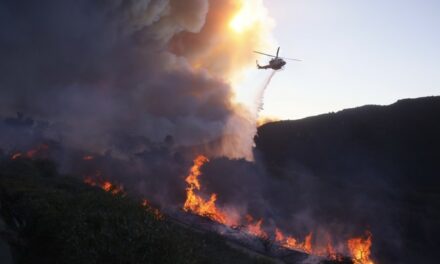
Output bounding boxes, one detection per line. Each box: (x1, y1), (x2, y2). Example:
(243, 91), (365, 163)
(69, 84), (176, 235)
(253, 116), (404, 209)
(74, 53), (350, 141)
(229, 1), (257, 33)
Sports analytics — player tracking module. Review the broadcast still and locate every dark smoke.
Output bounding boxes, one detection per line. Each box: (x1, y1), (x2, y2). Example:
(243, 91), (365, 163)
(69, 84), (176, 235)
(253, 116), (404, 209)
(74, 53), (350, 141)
(0, 0), (275, 208)
(0, 0), (240, 156)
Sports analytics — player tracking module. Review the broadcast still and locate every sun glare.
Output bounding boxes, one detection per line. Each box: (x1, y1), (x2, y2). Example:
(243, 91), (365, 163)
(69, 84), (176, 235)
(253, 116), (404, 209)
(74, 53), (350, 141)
(224, 0), (276, 115)
(229, 1), (258, 33)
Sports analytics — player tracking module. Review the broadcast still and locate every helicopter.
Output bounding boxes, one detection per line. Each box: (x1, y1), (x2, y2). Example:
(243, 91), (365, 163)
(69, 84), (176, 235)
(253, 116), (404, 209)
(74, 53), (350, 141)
(254, 47), (301, 70)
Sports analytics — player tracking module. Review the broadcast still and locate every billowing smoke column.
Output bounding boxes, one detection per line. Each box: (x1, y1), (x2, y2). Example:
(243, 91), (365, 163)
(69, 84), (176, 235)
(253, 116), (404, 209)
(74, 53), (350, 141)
(0, 0), (273, 160)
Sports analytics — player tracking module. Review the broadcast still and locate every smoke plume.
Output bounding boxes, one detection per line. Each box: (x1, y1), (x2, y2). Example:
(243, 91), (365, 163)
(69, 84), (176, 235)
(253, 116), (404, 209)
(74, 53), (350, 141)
(0, 0), (273, 160)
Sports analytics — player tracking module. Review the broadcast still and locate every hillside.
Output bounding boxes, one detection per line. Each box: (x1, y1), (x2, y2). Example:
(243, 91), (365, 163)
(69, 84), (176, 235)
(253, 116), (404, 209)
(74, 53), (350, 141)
(255, 96), (440, 264)
(0, 158), (275, 264)
(1, 96), (438, 264)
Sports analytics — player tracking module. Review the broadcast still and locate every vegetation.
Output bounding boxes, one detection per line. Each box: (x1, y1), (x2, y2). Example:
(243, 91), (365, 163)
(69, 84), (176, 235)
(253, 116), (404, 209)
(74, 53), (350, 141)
(0, 158), (274, 264)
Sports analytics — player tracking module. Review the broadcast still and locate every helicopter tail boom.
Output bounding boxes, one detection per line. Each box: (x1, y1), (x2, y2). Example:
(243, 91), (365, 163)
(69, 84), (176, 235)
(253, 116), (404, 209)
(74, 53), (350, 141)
(256, 60), (270, 69)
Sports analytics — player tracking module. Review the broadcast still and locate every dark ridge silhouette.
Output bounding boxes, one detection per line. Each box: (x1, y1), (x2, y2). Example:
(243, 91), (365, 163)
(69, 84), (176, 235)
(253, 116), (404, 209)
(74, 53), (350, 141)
(255, 96), (440, 264)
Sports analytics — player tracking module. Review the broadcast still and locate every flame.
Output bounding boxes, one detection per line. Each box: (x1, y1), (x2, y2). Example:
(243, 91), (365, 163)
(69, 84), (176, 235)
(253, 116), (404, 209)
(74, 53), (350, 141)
(275, 228), (376, 263)
(181, 157), (376, 262)
(244, 214), (267, 238)
(275, 228), (284, 242)
(183, 155), (230, 224)
(304, 232), (313, 253)
(275, 228), (314, 253)
(274, 227), (374, 262)
(142, 199), (163, 220)
(348, 232), (374, 264)
(325, 239), (343, 261)
(84, 173), (124, 195)
(285, 236), (298, 249)
(10, 144), (49, 160)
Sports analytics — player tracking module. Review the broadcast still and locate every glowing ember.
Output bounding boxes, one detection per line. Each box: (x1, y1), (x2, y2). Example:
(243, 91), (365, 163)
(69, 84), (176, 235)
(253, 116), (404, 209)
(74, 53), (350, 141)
(348, 232), (374, 264)
(83, 155), (94, 161)
(26, 149), (38, 158)
(102, 181), (114, 192)
(142, 199), (163, 220)
(183, 155), (229, 224)
(84, 174), (124, 195)
(11, 153), (22, 160)
(10, 144), (49, 160)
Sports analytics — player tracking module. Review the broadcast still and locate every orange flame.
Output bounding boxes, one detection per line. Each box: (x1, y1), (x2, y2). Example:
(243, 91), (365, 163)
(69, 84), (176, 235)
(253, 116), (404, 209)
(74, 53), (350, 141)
(10, 144), (49, 160)
(275, 228), (284, 242)
(303, 232), (313, 253)
(275, 228), (314, 253)
(275, 228), (371, 262)
(244, 214), (267, 238)
(348, 232), (374, 264)
(181, 157), (376, 263)
(325, 239), (343, 261)
(84, 174), (124, 195)
(183, 155), (233, 224)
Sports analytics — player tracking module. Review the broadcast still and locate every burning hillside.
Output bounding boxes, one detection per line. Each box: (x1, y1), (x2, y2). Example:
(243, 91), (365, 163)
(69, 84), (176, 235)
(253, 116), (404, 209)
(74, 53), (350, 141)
(1, 157), (283, 264)
(5, 97), (440, 263)
(180, 155), (375, 264)
(0, 144), (378, 263)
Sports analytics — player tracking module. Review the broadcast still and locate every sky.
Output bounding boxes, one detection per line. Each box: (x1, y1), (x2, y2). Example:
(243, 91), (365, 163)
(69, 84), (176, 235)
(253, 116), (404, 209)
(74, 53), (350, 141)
(257, 0), (440, 120)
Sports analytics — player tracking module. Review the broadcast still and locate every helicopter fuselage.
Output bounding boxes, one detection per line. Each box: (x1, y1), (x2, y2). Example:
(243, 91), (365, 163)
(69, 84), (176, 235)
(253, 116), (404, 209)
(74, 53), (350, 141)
(269, 58), (286, 70)
(257, 58), (286, 70)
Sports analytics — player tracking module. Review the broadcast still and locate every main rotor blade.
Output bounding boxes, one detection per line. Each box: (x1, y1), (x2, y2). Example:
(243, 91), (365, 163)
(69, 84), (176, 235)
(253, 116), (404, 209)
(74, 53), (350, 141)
(253, 51), (276, 58)
(280, 57), (302, 61)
